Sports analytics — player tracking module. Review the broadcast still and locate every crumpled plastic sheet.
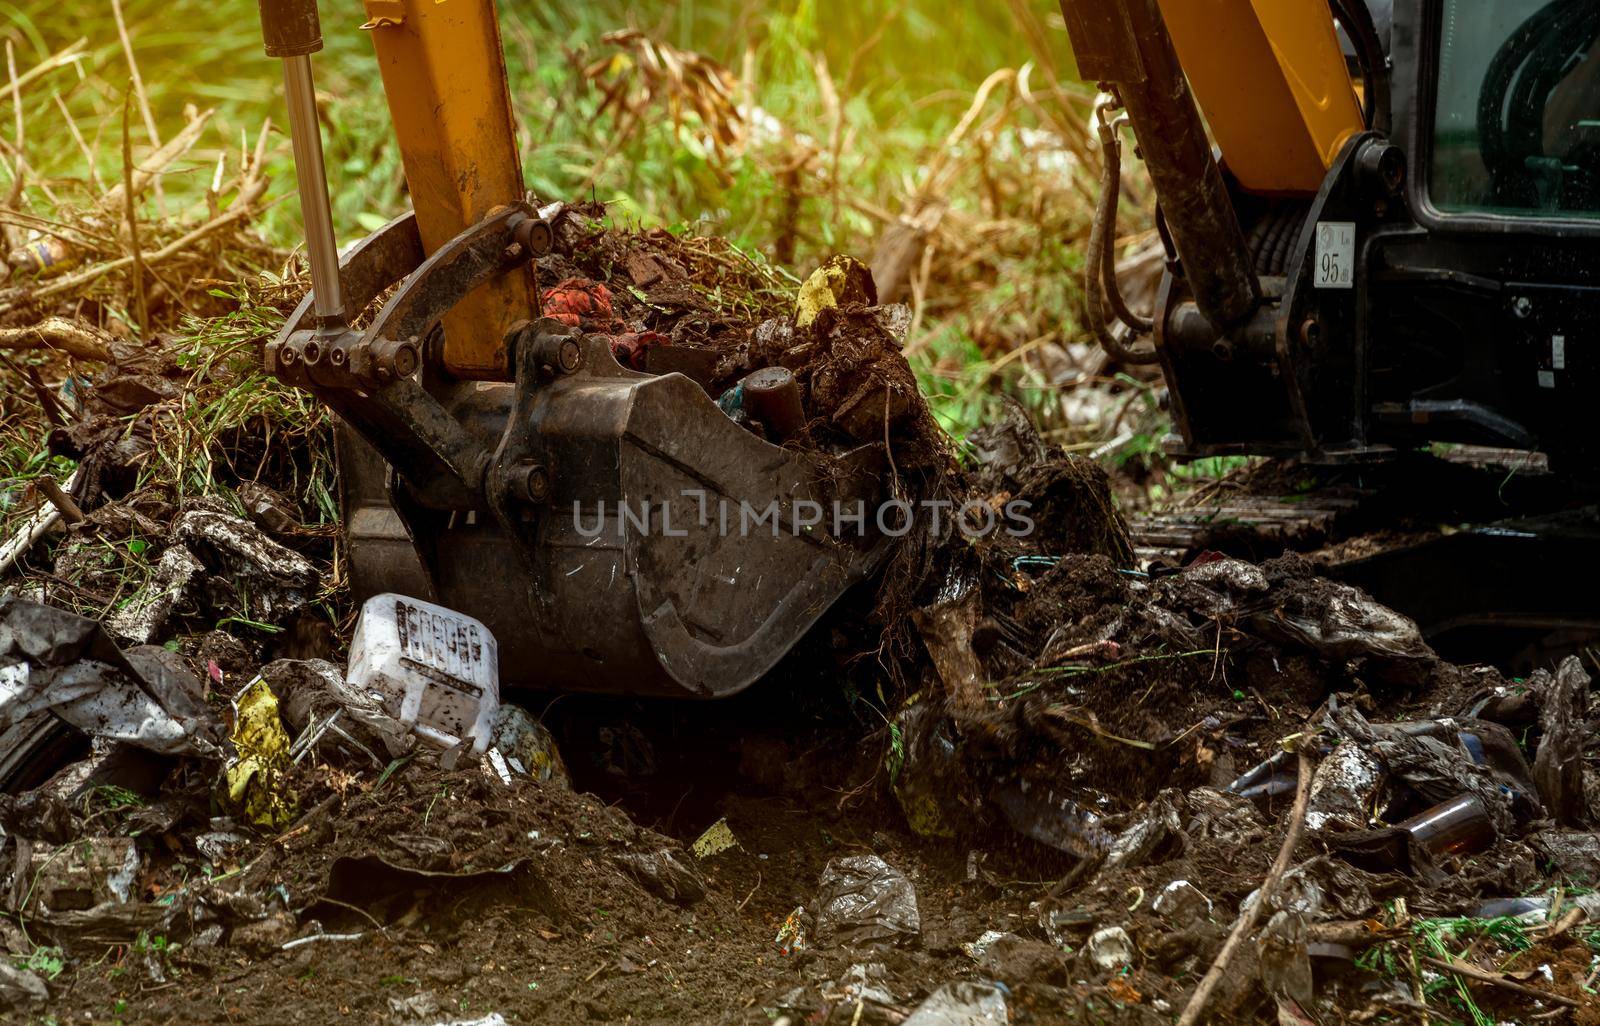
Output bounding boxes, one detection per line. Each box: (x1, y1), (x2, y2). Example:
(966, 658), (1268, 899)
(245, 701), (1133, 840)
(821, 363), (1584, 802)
(901, 982), (1009, 1026)
(1324, 704), (1527, 836)
(795, 255), (876, 328)
(0, 961), (48, 1008)
(613, 850), (704, 905)
(0, 597), (222, 756)
(1162, 558), (1435, 677)
(1101, 789), (1184, 873)
(16, 835), (140, 914)
(1528, 830), (1600, 880)
(991, 780), (1113, 860)
(489, 704), (571, 788)
(891, 701), (982, 840)
(1243, 855), (1399, 922)
(815, 854), (921, 948)
(100, 504), (319, 646)
(173, 508), (318, 623)
(1256, 583), (1430, 669)
(834, 961), (898, 1007)
(266, 658), (413, 764)
(1185, 786), (1267, 845)
(1305, 741), (1385, 833)
(911, 591), (985, 709)
(1257, 910), (1315, 1025)
(105, 545), (204, 645)
(1531, 655), (1589, 827)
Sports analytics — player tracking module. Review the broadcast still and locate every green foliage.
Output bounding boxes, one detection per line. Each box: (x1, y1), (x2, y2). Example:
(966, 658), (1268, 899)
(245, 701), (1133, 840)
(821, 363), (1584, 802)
(18, 945), (64, 980)
(13, 1), (1067, 252)
(82, 784), (144, 811)
(7, 0), (1103, 441)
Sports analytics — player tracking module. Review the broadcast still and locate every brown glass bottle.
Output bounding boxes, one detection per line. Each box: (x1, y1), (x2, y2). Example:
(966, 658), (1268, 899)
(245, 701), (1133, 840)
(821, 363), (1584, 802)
(1396, 794), (1495, 857)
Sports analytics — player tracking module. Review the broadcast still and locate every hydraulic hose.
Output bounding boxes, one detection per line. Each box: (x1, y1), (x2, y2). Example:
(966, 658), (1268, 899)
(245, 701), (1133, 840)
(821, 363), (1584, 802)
(1329, 0), (1390, 136)
(1085, 113), (1160, 366)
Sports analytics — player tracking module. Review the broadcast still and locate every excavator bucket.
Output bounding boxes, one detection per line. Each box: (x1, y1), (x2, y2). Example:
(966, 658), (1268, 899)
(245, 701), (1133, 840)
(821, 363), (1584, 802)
(257, 0), (889, 697)
(275, 213), (888, 699)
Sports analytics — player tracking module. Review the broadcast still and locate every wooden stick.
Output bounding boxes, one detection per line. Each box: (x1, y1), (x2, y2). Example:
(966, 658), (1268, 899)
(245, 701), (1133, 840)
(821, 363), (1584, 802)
(5, 40), (25, 214)
(53, 91), (103, 191)
(96, 108), (212, 218)
(0, 317), (113, 361)
(0, 38), (86, 110)
(111, 0), (162, 211)
(0, 469), (78, 576)
(35, 476), (83, 525)
(1419, 955), (1578, 1009)
(1175, 745), (1314, 1026)
(121, 89), (148, 335)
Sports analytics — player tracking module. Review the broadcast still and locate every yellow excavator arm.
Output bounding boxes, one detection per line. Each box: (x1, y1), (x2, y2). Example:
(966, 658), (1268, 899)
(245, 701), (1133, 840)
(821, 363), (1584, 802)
(1156, 0), (1364, 194)
(361, 0), (535, 379)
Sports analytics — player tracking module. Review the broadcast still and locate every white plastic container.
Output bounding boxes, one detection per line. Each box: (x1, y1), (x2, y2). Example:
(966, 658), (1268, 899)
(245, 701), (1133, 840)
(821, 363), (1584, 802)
(346, 593), (499, 754)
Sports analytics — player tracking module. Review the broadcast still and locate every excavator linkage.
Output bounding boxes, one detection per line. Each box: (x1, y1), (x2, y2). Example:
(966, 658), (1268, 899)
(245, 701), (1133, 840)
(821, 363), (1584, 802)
(258, 0), (888, 696)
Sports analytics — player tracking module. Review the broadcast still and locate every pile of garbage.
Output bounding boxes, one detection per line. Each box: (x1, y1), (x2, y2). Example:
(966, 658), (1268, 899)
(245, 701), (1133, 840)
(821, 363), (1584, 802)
(876, 507), (1600, 1021)
(1, 202), (1597, 1023)
(539, 204), (956, 478)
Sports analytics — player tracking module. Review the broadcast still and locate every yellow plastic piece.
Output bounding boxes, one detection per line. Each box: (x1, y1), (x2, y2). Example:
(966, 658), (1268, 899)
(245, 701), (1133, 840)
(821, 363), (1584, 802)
(691, 818), (739, 858)
(1158, 0), (1364, 195)
(223, 677), (297, 830)
(795, 255), (876, 328)
(364, 0), (534, 379)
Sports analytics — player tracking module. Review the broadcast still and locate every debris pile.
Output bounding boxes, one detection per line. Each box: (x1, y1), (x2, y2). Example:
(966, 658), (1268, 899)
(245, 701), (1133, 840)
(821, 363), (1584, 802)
(540, 205), (954, 480)
(1, 200), (1596, 1026)
(880, 517), (1600, 1022)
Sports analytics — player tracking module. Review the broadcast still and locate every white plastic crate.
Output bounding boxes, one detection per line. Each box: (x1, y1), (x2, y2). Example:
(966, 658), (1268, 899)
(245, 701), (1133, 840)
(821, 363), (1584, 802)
(346, 593), (499, 754)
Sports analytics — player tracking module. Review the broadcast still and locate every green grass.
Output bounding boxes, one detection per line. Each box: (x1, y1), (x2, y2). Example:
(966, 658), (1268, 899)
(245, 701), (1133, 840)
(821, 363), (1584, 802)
(2, 0), (1113, 443)
(1353, 907), (1590, 1026)
(10, 1), (1078, 250)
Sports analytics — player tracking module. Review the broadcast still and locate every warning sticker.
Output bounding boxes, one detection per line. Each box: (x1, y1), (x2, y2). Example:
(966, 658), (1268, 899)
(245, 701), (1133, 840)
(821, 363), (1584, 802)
(1314, 221), (1356, 290)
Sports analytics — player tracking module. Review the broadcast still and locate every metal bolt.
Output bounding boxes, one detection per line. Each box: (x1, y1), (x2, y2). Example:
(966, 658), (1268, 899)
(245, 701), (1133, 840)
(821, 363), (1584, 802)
(554, 337), (580, 374)
(392, 340), (419, 378)
(530, 332), (581, 374)
(1512, 296), (1532, 318)
(508, 461), (550, 503)
(514, 218), (554, 257)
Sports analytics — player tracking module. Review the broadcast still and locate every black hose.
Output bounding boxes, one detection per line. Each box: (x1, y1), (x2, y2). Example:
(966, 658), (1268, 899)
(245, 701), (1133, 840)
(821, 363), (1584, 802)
(1100, 166), (1155, 335)
(1085, 129), (1160, 365)
(1329, 0), (1390, 136)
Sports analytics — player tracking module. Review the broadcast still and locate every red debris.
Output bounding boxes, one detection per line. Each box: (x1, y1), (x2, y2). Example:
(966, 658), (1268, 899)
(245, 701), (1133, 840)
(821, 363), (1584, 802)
(542, 278), (622, 332)
(611, 330), (670, 371)
(541, 277), (670, 370)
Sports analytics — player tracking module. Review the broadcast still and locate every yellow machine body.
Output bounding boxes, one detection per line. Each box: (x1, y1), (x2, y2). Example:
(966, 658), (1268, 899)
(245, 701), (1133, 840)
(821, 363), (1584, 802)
(1157, 0), (1365, 194)
(361, 0), (533, 379)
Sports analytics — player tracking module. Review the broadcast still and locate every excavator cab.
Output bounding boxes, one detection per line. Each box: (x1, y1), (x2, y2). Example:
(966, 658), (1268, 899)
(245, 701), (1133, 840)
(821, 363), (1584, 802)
(1433, 0), (1600, 216)
(1061, 0), (1600, 471)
